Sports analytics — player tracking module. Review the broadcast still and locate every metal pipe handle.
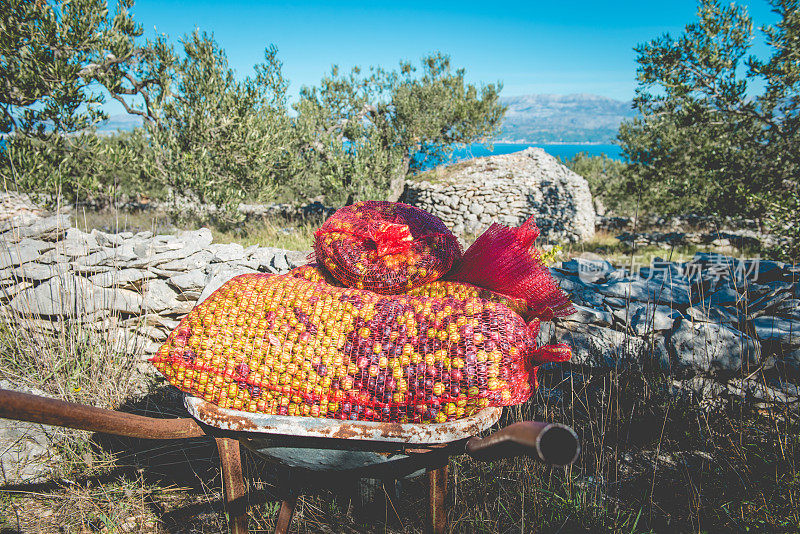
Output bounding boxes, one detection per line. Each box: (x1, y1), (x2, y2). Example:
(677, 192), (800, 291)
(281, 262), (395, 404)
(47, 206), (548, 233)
(465, 421), (580, 466)
(0, 388), (205, 440)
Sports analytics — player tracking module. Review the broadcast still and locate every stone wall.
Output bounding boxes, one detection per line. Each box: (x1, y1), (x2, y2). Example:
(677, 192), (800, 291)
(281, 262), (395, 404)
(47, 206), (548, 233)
(0, 208), (307, 372)
(545, 253), (800, 405)
(402, 147), (595, 242)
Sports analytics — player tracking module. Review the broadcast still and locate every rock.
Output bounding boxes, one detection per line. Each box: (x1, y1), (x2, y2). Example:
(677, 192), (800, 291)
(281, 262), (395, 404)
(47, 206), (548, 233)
(709, 305), (745, 324)
(137, 324), (169, 342)
(90, 229), (124, 247)
(558, 304), (613, 327)
(197, 265), (258, 305)
(727, 378), (797, 405)
(178, 227), (213, 250)
(108, 328), (162, 354)
(122, 314), (180, 332)
(595, 278), (693, 308)
(775, 299), (800, 319)
(60, 228), (101, 256)
(748, 287), (792, 316)
(704, 286), (742, 307)
(169, 270), (207, 293)
(0, 191), (45, 226)
(142, 279), (183, 313)
(0, 212), (42, 234)
(752, 316), (800, 347)
(13, 262), (70, 281)
(0, 280), (33, 300)
(559, 258), (615, 284)
(158, 251), (214, 272)
(549, 270), (588, 293)
(248, 247), (279, 271)
(651, 335), (671, 369)
(686, 307), (712, 322)
(8, 274), (143, 316)
(1, 214), (71, 242)
(75, 245), (137, 267)
(89, 268), (153, 288)
(468, 202), (484, 215)
(104, 288), (149, 314)
(672, 377), (729, 408)
(285, 250), (310, 269)
(403, 147), (595, 241)
(210, 243), (245, 263)
(782, 348), (800, 374)
(552, 324), (648, 368)
(28, 248), (67, 265)
(566, 287), (606, 309)
(612, 302), (680, 336)
(537, 321), (556, 345)
(666, 319), (760, 375)
(752, 260), (790, 284)
(271, 252), (290, 273)
(128, 228), (213, 268)
(0, 239), (52, 269)
(0, 381), (62, 484)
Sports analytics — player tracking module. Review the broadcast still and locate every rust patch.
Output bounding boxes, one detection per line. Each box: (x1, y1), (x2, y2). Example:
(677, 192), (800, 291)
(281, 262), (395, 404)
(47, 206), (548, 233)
(196, 401), (260, 433)
(330, 421), (407, 440)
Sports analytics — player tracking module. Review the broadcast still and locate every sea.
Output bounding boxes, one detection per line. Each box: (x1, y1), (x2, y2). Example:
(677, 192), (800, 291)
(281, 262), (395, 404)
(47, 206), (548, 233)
(0, 138), (622, 166)
(437, 142), (622, 169)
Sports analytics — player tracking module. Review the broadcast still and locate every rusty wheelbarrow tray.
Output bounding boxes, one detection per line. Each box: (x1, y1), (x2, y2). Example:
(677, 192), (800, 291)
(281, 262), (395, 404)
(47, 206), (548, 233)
(0, 388), (579, 534)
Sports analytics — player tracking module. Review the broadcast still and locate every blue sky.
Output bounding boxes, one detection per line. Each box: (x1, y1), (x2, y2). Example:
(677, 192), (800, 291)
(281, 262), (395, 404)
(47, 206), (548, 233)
(108, 0), (780, 114)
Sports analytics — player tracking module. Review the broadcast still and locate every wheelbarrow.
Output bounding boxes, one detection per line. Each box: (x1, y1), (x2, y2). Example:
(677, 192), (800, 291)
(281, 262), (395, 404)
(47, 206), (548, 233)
(0, 387), (579, 533)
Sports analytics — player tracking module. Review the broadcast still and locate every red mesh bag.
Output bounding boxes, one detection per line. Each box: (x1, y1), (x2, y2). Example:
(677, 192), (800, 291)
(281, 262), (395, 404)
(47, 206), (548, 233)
(447, 217), (575, 321)
(151, 273), (571, 423)
(313, 201), (461, 293)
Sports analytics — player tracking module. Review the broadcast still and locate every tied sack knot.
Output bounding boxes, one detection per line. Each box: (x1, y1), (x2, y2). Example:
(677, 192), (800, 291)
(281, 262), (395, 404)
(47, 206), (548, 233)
(368, 221), (413, 257)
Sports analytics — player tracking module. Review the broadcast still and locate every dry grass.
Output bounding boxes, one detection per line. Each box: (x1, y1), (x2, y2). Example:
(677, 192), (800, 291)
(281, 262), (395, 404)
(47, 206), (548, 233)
(558, 228), (762, 269)
(76, 210), (318, 252)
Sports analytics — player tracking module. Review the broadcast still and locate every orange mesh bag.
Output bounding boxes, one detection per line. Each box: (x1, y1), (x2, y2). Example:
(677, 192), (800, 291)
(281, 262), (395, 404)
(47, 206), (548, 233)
(313, 201), (461, 293)
(289, 264), (529, 317)
(151, 273), (571, 423)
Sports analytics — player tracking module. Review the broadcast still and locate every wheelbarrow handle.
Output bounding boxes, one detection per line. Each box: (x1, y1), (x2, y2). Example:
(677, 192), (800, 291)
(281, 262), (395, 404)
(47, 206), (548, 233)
(0, 388), (205, 440)
(465, 421), (580, 466)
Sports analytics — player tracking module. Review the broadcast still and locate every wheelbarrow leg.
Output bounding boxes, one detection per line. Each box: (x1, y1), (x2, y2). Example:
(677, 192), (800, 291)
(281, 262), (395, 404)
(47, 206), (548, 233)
(216, 437), (248, 534)
(275, 494), (298, 534)
(427, 465), (448, 534)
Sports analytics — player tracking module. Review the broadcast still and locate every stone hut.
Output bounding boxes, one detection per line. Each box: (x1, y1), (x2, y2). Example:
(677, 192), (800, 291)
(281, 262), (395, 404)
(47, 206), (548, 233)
(402, 147), (595, 242)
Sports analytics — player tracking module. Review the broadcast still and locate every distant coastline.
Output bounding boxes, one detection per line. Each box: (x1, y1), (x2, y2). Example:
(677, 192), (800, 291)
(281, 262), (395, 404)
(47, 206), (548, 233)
(492, 140), (615, 146)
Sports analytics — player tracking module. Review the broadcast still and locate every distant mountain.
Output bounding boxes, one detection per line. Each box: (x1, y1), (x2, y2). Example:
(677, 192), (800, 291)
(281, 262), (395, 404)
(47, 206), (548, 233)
(496, 93), (635, 144)
(96, 114), (143, 134)
(97, 94), (634, 144)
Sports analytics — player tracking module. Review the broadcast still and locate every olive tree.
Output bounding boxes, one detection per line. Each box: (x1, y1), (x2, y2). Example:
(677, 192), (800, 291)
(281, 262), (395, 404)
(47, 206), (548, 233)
(138, 32), (299, 223)
(292, 53), (505, 204)
(0, 0), (150, 202)
(618, 0), (799, 258)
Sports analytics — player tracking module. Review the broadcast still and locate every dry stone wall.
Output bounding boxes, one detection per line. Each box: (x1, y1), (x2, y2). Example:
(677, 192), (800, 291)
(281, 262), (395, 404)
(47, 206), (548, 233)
(403, 147), (595, 242)
(544, 253), (800, 407)
(0, 204), (307, 371)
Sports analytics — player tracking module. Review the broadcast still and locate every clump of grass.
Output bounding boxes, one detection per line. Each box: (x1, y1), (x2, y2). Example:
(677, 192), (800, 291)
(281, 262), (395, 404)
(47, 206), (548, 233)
(212, 218), (318, 251)
(560, 228), (761, 270)
(0, 313), (144, 410)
